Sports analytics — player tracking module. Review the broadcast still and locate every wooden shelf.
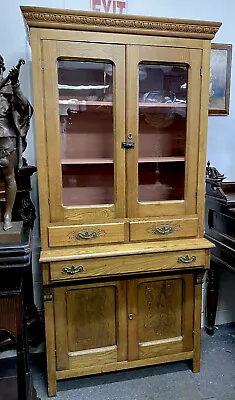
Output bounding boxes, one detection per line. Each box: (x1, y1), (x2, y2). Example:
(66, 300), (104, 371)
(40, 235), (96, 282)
(59, 100), (186, 108)
(61, 158), (113, 164)
(139, 102), (186, 108)
(61, 157), (185, 165)
(59, 100), (112, 107)
(139, 157), (185, 163)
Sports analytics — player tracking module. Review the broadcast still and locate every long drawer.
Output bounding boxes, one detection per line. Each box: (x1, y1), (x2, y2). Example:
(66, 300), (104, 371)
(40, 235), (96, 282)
(49, 249), (207, 281)
(129, 217), (198, 242)
(48, 222), (125, 247)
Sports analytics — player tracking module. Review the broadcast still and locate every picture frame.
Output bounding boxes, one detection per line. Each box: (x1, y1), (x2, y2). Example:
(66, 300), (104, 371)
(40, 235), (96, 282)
(209, 43), (232, 115)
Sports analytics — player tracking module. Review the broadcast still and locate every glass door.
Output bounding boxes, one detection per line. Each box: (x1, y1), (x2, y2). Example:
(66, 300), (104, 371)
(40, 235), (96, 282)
(42, 40), (125, 223)
(126, 45), (202, 218)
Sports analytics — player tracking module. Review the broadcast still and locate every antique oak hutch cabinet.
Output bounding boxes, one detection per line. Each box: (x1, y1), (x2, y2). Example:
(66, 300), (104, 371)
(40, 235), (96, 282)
(21, 6), (220, 396)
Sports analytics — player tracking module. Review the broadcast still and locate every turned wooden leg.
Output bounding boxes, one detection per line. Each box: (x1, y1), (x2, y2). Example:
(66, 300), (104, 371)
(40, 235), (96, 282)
(205, 262), (219, 335)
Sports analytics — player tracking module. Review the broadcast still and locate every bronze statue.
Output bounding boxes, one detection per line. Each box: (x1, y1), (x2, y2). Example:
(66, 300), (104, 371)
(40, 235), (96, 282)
(0, 55), (33, 230)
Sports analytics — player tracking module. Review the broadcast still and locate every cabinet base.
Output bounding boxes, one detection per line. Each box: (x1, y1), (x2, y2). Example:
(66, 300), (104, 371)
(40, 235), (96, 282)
(47, 351), (196, 397)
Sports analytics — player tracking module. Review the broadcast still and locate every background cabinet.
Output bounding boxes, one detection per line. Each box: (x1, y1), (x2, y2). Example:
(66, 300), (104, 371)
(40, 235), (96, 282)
(21, 6), (220, 396)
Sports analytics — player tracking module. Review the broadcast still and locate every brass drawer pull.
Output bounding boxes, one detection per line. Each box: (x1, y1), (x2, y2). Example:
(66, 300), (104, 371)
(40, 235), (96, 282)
(177, 255), (196, 263)
(62, 265), (84, 275)
(76, 231), (98, 240)
(154, 225), (178, 235)
(128, 313), (134, 320)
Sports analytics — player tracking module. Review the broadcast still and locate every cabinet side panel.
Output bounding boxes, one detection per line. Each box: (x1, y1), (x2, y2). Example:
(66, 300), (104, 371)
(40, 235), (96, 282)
(184, 49), (202, 215)
(42, 39), (64, 222)
(197, 41), (211, 237)
(30, 29), (50, 249)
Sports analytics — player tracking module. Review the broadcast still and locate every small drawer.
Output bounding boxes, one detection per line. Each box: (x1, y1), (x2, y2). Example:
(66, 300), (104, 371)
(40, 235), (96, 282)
(48, 222), (125, 247)
(129, 217), (198, 242)
(50, 249), (207, 282)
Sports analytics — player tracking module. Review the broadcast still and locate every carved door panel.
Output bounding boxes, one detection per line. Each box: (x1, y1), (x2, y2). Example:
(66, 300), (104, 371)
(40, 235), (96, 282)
(54, 280), (127, 371)
(127, 273), (194, 361)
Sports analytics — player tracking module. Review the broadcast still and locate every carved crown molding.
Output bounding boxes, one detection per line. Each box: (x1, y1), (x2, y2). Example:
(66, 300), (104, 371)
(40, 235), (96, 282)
(21, 6), (221, 40)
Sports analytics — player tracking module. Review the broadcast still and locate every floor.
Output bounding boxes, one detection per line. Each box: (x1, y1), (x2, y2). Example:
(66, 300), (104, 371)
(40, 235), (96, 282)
(1, 324), (235, 400)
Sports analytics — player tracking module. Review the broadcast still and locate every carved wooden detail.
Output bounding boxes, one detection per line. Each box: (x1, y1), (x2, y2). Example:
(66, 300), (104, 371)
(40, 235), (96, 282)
(21, 6), (221, 39)
(195, 271), (205, 285)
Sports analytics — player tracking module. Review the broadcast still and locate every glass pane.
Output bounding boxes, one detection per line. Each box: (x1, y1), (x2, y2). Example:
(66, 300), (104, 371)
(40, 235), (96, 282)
(58, 60), (114, 206)
(138, 63), (188, 202)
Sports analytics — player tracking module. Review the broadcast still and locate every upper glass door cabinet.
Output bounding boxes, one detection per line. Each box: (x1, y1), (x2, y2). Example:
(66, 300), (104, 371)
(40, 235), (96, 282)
(126, 46), (202, 218)
(42, 41), (126, 223)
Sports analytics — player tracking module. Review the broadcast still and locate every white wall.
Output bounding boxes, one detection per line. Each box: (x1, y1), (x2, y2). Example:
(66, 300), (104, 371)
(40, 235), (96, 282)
(1, 0), (235, 327)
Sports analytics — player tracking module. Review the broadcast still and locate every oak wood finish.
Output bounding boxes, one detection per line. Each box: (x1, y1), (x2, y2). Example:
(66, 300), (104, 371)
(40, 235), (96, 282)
(54, 280), (127, 372)
(21, 6), (221, 39)
(42, 40), (126, 223)
(30, 28), (50, 249)
(40, 238), (213, 262)
(55, 350), (194, 380)
(126, 45), (201, 218)
(197, 40), (212, 237)
(49, 250), (207, 282)
(21, 7), (220, 396)
(127, 274), (194, 360)
(129, 216), (199, 241)
(48, 222), (125, 247)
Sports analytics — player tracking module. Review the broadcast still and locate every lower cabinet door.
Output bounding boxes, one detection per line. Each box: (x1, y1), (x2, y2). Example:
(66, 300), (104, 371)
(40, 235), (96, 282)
(54, 280), (127, 371)
(127, 273), (194, 361)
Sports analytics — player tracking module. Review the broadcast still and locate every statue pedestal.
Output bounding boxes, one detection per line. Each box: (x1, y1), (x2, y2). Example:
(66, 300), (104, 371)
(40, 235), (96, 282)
(0, 221), (23, 243)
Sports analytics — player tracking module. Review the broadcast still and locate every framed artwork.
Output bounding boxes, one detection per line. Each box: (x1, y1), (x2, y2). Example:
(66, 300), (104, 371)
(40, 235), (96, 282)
(209, 43), (232, 115)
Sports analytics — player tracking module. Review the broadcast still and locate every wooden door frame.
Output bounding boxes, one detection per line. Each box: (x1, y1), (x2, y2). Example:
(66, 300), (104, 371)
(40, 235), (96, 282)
(126, 45), (202, 219)
(42, 40), (126, 223)
(54, 280), (127, 371)
(127, 273), (194, 361)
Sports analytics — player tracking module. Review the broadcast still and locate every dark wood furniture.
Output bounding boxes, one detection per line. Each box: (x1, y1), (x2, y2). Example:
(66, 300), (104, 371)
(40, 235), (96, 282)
(0, 227), (40, 400)
(205, 162), (235, 334)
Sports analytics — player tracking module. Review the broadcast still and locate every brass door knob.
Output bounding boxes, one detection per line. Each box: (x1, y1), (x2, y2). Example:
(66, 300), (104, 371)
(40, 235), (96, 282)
(128, 313), (134, 320)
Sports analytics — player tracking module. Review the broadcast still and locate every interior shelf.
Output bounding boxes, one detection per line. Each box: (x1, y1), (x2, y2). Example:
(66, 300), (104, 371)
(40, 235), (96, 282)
(59, 100), (112, 107)
(139, 102), (186, 108)
(139, 157), (185, 163)
(61, 158), (114, 164)
(59, 99), (186, 108)
(61, 157), (185, 165)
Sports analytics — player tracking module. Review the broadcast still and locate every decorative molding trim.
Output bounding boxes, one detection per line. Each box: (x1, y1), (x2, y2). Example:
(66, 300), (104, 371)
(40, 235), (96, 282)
(196, 271), (205, 285)
(21, 6), (221, 39)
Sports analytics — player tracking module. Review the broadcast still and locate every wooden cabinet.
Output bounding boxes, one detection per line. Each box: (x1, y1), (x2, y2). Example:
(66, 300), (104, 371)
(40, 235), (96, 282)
(21, 6), (221, 396)
(53, 273), (194, 375)
(54, 280), (127, 372)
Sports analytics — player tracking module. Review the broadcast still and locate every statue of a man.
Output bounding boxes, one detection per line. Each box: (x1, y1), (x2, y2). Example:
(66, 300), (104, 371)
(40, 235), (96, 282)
(0, 55), (33, 230)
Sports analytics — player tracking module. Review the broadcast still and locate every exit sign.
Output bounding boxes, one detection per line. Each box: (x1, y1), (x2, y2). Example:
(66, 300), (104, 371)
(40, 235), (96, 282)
(91, 0), (127, 14)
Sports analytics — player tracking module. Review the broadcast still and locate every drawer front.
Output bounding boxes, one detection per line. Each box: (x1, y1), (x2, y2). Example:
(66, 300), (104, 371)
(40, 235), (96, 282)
(50, 249), (206, 281)
(48, 223), (125, 247)
(130, 218), (198, 242)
